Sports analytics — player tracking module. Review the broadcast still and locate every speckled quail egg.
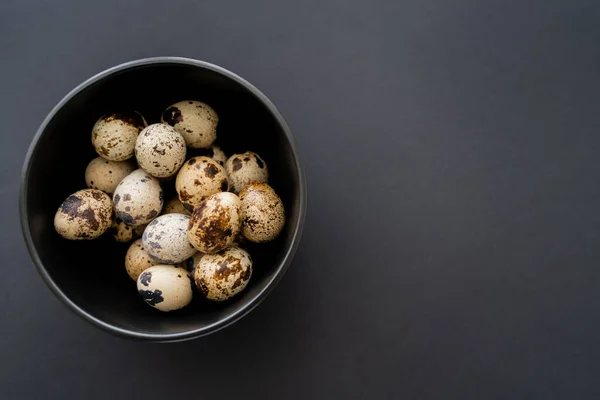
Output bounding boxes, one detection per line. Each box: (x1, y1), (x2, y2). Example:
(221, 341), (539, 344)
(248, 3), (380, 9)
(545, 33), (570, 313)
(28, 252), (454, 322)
(91, 112), (147, 161)
(54, 189), (113, 240)
(137, 265), (193, 312)
(189, 144), (227, 166)
(225, 151), (269, 193)
(194, 246), (252, 301)
(110, 218), (146, 243)
(125, 239), (158, 280)
(183, 251), (205, 273)
(162, 196), (190, 215)
(142, 214), (197, 264)
(135, 123), (187, 178)
(239, 183), (285, 243)
(85, 157), (135, 195)
(161, 100), (218, 148)
(175, 156), (229, 212)
(188, 192), (241, 253)
(113, 169), (163, 226)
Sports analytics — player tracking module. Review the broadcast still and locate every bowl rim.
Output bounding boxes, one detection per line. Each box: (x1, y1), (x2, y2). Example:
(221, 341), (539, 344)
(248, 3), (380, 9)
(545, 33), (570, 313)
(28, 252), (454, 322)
(19, 56), (307, 342)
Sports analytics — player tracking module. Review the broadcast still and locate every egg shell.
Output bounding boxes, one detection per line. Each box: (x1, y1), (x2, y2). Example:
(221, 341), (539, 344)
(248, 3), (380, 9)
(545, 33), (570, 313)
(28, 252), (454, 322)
(161, 100), (218, 148)
(111, 219), (134, 243)
(187, 192), (241, 253)
(183, 251), (205, 273)
(113, 169), (164, 226)
(225, 151), (269, 193)
(85, 157), (135, 195)
(110, 218), (146, 243)
(188, 145), (227, 166)
(239, 183), (285, 243)
(125, 239), (159, 280)
(135, 124), (187, 178)
(194, 247), (252, 301)
(91, 112), (147, 161)
(162, 196), (190, 215)
(137, 265), (193, 312)
(142, 214), (197, 264)
(175, 156), (229, 212)
(54, 189), (113, 240)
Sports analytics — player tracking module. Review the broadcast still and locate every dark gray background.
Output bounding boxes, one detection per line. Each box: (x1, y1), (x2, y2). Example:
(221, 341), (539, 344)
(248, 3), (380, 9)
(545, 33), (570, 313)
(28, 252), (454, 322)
(2, 0), (600, 398)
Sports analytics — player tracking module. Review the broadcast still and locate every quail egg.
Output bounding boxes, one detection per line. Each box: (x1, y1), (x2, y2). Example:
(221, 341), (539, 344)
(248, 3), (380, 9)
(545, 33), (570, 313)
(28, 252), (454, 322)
(91, 112), (147, 161)
(162, 196), (190, 215)
(187, 192), (241, 253)
(125, 239), (158, 280)
(194, 246), (252, 301)
(175, 156), (229, 212)
(135, 123), (187, 178)
(54, 189), (113, 240)
(239, 182), (285, 242)
(225, 151), (269, 193)
(142, 214), (197, 264)
(113, 169), (163, 226)
(189, 144), (227, 166)
(161, 100), (218, 148)
(85, 157), (135, 195)
(137, 265), (193, 312)
(110, 218), (146, 243)
(184, 251), (205, 273)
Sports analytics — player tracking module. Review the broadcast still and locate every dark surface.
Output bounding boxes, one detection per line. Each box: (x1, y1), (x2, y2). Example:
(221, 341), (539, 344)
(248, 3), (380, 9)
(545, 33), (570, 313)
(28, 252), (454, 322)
(1, 0), (600, 398)
(21, 58), (305, 340)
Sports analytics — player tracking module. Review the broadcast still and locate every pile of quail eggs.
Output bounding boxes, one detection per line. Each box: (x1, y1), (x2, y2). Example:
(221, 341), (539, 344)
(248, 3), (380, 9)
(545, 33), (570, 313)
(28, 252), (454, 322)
(54, 101), (285, 312)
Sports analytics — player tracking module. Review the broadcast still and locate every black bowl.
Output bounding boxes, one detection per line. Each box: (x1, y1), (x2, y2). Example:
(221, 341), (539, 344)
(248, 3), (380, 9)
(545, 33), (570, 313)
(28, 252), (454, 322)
(20, 57), (307, 341)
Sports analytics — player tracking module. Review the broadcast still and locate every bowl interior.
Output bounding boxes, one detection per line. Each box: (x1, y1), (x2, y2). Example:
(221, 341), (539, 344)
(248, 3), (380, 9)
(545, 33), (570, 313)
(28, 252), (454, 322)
(23, 61), (302, 338)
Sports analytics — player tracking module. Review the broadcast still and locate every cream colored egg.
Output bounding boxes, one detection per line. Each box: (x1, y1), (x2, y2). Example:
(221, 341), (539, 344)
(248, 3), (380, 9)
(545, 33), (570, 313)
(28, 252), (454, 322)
(142, 214), (197, 264)
(187, 192), (241, 253)
(183, 251), (205, 273)
(175, 156), (229, 212)
(162, 196), (190, 215)
(91, 112), (147, 161)
(54, 189), (113, 240)
(225, 152), (269, 193)
(190, 145), (227, 166)
(113, 169), (163, 226)
(135, 124), (186, 178)
(85, 157), (135, 195)
(161, 100), (218, 148)
(194, 247), (252, 301)
(239, 183), (285, 243)
(137, 265), (193, 312)
(125, 239), (158, 280)
(211, 145), (227, 166)
(110, 218), (146, 243)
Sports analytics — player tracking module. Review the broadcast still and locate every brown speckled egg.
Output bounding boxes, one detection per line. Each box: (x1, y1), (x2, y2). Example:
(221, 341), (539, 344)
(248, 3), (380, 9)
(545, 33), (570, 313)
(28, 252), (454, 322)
(113, 169), (163, 226)
(161, 100), (218, 148)
(183, 251), (205, 273)
(175, 156), (229, 212)
(225, 151), (269, 193)
(125, 239), (158, 280)
(239, 183), (285, 243)
(137, 265), (193, 312)
(135, 124), (186, 178)
(142, 214), (197, 264)
(91, 112), (147, 161)
(110, 218), (146, 243)
(189, 144), (227, 166)
(194, 247), (252, 301)
(187, 192), (241, 253)
(54, 189), (113, 240)
(85, 157), (135, 195)
(162, 196), (190, 215)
